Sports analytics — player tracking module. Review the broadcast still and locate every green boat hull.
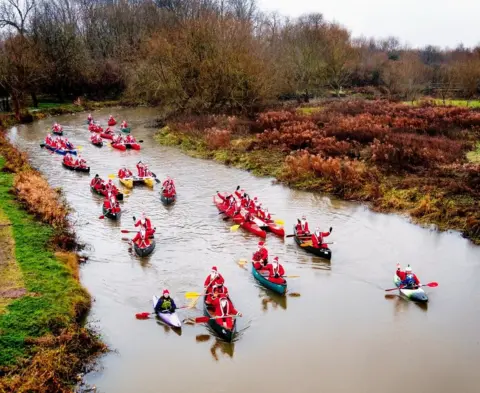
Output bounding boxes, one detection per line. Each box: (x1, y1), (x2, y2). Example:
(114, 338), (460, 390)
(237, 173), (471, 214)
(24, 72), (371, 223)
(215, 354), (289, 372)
(251, 263), (287, 295)
(203, 298), (235, 342)
(394, 275), (428, 302)
(121, 127), (131, 133)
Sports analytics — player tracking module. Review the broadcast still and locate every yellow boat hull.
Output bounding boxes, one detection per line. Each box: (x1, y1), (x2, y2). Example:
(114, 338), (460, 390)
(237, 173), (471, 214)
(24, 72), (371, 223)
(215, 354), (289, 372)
(144, 177), (155, 187)
(120, 178), (133, 189)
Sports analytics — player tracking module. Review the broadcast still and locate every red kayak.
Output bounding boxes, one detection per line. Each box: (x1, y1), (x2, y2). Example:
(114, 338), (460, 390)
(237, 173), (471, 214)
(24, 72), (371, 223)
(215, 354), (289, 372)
(125, 143), (141, 150)
(108, 118), (117, 126)
(213, 194), (266, 238)
(100, 131), (114, 140)
(248, 213), (285, 237)
(111, 142), (126, 151)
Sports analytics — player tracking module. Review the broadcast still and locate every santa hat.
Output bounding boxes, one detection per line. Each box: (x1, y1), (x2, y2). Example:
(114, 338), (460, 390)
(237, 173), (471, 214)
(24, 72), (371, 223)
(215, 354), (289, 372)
(254, 197), (258, 201)
(212, 266), (217, 272)
(163, 289), (169, 295)
(274, 256), (279, 262)
(258, 241), (265, 247)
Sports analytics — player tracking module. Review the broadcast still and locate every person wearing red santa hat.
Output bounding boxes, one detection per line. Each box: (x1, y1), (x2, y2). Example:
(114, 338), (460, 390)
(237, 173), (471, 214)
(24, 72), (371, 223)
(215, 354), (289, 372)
(154, 289), (177, 313)
(252, 241), (268, 269)
(267, 256), (286, 284)
(204, 266), (225, 304)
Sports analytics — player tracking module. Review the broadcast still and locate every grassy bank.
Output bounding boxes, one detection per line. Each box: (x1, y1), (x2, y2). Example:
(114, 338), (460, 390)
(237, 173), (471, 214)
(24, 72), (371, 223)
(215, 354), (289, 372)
(0, 98), (142, 130)
(156, 100), (480, 244)
(0, 136), (106, 392)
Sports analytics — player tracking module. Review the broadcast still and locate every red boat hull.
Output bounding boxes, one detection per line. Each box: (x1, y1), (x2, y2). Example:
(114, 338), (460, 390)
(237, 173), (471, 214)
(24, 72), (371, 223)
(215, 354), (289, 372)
(111, 143), (126, 151)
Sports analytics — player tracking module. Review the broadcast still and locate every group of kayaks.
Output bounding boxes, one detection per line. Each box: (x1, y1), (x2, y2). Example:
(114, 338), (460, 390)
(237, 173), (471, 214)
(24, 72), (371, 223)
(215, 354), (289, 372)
(89, 119), (140, 150)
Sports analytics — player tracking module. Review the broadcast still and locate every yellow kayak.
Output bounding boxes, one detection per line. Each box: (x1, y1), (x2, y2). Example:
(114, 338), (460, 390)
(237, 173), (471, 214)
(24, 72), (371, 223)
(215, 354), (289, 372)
(119, 177), (133, 189)
(143, 177), (155, 188)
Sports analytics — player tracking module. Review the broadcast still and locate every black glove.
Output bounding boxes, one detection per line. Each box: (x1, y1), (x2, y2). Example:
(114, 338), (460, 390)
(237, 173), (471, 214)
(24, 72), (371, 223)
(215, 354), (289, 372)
(236, 185), (240, 190)
(298, 219), (301, 223)
(133, 216), (136, 221)
(329, 227), (333, 233)
(216, 190), (219, 193)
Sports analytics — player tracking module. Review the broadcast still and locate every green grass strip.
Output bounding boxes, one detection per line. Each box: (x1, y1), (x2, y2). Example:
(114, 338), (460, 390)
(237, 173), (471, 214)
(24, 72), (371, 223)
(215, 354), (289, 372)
(0, 156), (89, 366)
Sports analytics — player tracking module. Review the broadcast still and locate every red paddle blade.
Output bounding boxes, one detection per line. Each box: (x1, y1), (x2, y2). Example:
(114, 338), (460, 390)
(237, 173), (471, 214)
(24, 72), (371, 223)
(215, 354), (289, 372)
(135, 312), (150, 319)
(194, 316), (210, 323)
(121, 229), (129, 233)
(99, 215), (105, 219)
(426, 282), (438, 287)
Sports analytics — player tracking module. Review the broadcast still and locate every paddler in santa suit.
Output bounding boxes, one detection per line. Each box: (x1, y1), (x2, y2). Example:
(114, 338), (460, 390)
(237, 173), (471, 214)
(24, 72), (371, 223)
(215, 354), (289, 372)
(133, 212), (155, 238)
(90, 174), (104, 190)
(211, 294), (242, 330)
(296, 215), (310, 236)
(204, 266), (225, 304)
(252, 241), (269, 270)
(118, 166), (133, 179)
(132, 227), (151, 248)
(267, 256), (286, 284)
(87, 113), (93, 124)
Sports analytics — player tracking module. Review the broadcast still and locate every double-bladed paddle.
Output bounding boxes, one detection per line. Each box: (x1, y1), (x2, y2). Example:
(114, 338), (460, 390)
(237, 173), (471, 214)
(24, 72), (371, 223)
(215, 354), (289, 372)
(384, 282), (438, 292)
(184, 314), (243, 324)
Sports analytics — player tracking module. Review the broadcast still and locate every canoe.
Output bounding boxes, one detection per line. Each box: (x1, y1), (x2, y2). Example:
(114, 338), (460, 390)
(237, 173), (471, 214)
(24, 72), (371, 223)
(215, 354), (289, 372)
(100, 132), (114, 140)
(248, 213), (285, 237)
(160, 192), (176, 205)
(293, 226), (332, 260)
(119, 177), (133, 189)
(133, 239), (156, 257)
(42, 143), (77, 156)
(213, 194), (266, 238)
(393, 275), (428, 302)
(90, 138), (103, 147)
(111, 143), (126, 151)
(90, 186), (124, 201)
(152, 295), (182, 328)
(251, 262), (287, 295)
(102, 204), (121, 220)
(133, 176), (154, 188)
(203, 297), (236, 342)
(125, 142), (141, 150)
(52, 129), (63, 135)
(62, 162), (90, 173)
(121, 127), (131, 133)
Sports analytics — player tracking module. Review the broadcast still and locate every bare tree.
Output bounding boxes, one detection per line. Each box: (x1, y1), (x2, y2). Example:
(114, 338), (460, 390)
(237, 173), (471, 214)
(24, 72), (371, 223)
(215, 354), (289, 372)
(0, 0), (36, 35)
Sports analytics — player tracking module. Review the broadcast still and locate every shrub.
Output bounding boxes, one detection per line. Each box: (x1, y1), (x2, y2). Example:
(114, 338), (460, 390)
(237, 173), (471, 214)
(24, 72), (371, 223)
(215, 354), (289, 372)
(205, 128), (231, 149)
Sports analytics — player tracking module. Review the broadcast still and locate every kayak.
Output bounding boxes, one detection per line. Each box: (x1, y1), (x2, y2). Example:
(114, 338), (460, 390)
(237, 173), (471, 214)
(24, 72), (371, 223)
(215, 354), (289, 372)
(121, 127), (131, 133)
(90, 137), (103, 147)
(152, 295), (182, 328)
(393, 274), (428, 302)
(213, 194), (266, 238)
(108, 119), (117, 126)
(133, 239), (156, 257)
(119, 177), (133, 189)
(203, 297), (236, 342)
(160, 192), (176, 205)
(111, 142), (126, 151)
(133, 176), (155, 188)
(62, 162), (90, 173)
(125, 142), (141, 150)
(251, 262), (287, 295)
(293, 226), (332, 260)
(102, 204), (121, 220)
(90, 185), (124, 201)
(100, 132), (114, 140)
(41, 143), (77, 155)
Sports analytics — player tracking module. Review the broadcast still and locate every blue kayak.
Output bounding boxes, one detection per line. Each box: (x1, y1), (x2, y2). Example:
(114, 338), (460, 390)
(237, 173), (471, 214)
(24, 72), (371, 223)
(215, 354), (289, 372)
(42, 143), (77, 155)
(251, 262), (287, 295)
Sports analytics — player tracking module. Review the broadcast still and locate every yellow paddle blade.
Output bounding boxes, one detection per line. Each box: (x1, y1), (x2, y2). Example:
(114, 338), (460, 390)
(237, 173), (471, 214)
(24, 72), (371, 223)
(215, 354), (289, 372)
(285, 275), (300, 278)
(108, 174), (116, 179)
(238, 259), (248, 265)
(185, 292), (201, 299)
(300, 242), (312, 247)
(122, 189), (131, 194)
(274, 219), (284, 225)
(77, 146), (83, 150)
(230, 225), (240, 231)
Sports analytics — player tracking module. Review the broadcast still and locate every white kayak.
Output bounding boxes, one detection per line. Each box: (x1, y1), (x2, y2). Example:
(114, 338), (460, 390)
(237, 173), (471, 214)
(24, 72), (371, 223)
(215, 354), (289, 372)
(393, 275), (428, 302)
(152, 295), (182, 328)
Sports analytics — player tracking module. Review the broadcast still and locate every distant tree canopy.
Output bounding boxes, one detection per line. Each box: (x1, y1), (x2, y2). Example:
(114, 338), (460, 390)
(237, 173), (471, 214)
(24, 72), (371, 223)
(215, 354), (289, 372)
(0, 0), (479, 115)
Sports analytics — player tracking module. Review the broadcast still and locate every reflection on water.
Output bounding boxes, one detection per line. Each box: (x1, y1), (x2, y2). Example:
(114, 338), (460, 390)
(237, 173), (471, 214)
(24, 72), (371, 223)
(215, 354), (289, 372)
(7, 108), (480, 393)
(156, 321), (182, 336)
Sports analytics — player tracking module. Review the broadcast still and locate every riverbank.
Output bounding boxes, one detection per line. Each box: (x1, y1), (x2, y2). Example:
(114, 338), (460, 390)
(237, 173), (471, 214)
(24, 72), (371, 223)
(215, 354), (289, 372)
(0, 98), (142, 130)
(0, 135), (106, 392)
(156, 100), (480, 244)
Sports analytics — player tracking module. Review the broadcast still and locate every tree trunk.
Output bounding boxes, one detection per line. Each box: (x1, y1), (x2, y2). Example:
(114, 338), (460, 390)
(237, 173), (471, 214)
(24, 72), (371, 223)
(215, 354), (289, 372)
(31, 92), (38, 108)
(12, 94), (21, 120)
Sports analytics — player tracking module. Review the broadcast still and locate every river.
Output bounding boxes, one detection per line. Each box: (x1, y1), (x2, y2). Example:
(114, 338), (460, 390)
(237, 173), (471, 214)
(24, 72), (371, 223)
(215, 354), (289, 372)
(7, 107), (480, 393)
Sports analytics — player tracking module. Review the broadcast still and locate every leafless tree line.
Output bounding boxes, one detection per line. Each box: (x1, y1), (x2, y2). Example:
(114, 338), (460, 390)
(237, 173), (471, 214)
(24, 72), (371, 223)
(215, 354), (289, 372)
(0, 0), (479, 115)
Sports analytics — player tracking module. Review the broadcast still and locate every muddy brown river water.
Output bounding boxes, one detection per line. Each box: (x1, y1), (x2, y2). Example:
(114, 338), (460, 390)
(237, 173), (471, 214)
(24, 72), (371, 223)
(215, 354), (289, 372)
(7, 107), (480, 393)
